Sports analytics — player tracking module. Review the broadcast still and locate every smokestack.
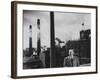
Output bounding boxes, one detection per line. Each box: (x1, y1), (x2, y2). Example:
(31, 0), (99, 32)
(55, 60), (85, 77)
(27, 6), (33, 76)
(29, 25), (33, 56)
(37, 19), (41, 56)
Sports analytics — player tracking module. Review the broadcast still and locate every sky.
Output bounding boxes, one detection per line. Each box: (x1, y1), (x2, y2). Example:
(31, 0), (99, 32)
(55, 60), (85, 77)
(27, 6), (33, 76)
(23, 10), (91, 49)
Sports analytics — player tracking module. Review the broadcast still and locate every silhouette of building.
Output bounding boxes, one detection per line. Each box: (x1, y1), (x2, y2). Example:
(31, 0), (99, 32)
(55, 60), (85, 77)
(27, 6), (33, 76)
(80, 29), (91, 40)
(66, 29), (91, 65)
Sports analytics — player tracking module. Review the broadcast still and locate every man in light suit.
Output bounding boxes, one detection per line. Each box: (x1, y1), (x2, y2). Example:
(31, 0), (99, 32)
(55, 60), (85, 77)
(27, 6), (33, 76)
(63, 49), (80, 67)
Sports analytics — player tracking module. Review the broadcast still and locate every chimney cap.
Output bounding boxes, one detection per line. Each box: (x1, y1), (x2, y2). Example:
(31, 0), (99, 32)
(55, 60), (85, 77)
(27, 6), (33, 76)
(82, 22), (84, 26)
(37, 19), (40, 25)
(29, 25), (32, 29)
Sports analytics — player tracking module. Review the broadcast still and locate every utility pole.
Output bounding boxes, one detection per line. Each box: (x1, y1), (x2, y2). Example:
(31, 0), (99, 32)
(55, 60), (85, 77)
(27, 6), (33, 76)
(50, 12), (56, 67)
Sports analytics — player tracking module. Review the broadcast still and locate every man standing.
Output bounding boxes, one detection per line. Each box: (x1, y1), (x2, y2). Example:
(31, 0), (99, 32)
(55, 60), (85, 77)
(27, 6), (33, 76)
(63, 49), (80, 67)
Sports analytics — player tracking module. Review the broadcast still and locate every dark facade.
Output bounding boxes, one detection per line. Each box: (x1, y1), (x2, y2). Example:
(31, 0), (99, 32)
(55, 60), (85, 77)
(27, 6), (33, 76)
(80, 29), (91, 40)
(65, 29), (91, 65)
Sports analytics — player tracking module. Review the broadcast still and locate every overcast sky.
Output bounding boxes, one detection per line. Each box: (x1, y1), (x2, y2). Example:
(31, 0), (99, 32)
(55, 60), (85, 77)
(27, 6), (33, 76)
(23, 10), (91, 49)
